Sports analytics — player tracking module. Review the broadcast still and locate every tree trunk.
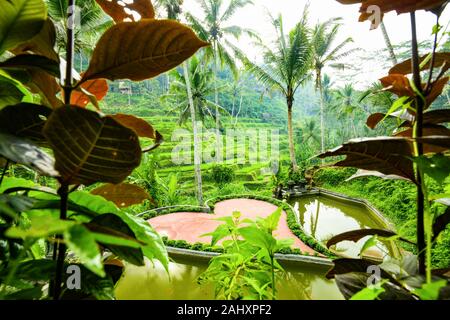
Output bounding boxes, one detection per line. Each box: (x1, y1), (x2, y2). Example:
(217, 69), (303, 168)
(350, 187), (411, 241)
(234, 93), (243, 127)
(212, 43), (222, 163)
(317, 70), (326, 156)
(166, 73), (170, 92)
(380, 21), (398, 66)
(183, 61), (203, 206)
(231, 92), (236, 118)
(287, 96), (298, 171)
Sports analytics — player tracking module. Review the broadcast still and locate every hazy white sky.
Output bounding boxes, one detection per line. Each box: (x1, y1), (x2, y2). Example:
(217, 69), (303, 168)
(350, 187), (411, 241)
(182, 0), (450, 88)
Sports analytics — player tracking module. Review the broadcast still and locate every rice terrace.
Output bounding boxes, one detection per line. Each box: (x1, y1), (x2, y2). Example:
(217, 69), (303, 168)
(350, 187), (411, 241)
(0, 0), (449, 303)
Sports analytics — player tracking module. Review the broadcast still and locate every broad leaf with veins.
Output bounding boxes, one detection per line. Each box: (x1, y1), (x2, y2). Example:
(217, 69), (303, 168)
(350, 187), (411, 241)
(43, 106), (141, 185)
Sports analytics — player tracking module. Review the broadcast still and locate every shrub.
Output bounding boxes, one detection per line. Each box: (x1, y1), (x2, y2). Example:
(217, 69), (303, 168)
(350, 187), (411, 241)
(209, 165), (235, 186)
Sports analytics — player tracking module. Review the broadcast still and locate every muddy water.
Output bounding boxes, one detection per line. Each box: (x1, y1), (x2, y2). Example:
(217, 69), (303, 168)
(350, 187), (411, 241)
(115, 257), (343, 300)
(289, 194), (390, 259)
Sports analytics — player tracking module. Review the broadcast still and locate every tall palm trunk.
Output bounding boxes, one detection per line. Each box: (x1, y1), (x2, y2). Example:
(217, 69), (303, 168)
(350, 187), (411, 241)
(287, 96), (298, 171)
(234, 93), (243, 127)
(183, 61), (203, 205)
(317, 70), (325, 155)
(380, 21), (398, 66)
(231, 92), (236, 118)
(212, 44), (222, 163)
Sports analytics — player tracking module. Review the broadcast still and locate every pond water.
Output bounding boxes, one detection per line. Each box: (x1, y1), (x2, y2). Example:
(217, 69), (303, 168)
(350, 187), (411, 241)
(115, 194), (392, 300)
(115, 257), (343, 300)
(289, 194), (390, 259)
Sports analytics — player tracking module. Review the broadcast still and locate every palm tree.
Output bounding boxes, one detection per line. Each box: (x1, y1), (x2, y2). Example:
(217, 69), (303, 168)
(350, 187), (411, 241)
(333, 84), (366, 138)
(235, 11), (312, 170)
(46, 0), (112, 71)
(157, 0), (205, 205)
(164, 57), (226, 127)
(301, 119), (320, 147)
(154, 0), (184, 89)
(186, 0), (257, 135)
(155, 0), (184, 20)
(311, 17), (356, 154)
(380, 21), (398, 66)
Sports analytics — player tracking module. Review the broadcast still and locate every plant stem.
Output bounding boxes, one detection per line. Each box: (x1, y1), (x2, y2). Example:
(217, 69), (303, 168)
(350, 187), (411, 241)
(410, 12), (426, 275)
(270, 254), (276, 300)
(0, 160), (9, 187)
(52, 0), (75, 299)
(53, 184), (69, 300)
(63, 0), (75, 105)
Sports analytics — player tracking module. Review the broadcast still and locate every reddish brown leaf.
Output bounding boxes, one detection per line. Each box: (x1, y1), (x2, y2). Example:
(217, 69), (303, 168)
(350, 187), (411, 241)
(71, 78), (109, 108)
(95, 0), (155, 23)
(91, 183), (150, 208)
(416, 136), (450, 153)
(142, 130), (164, 153)
(326, 229), (415, 249)
(380, 74), (414, 97)
(367, 111), (414, 130)
(26, 70), (63, 109)
(423, 109), (450, 125)
(43, 106), (142, 185)
(395, 125), (450, 138)
(389, 52), (450, 75)
(366, 113), (385, 130)
(336, 0), (448, 26)
(426, 76), (449, 106)
(395, 125), (450, 153)
(109, 114), (156, 139)
(81, 20), (209, 83)
(318, 137), (416, 183)
(346, 169), (410, 182)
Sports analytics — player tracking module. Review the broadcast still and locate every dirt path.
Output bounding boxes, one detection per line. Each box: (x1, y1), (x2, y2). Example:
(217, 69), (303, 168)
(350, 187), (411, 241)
(148, 199), (316, 254)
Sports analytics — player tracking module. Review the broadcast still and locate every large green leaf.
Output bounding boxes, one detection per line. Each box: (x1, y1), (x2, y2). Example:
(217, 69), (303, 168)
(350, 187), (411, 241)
(0, 194), (35, 220)
(43, 105), (142, 185)
(64, 224), (105, 277)
(0, 74), (26, 108)
(0, 0), (47, 54)
(5, 215), (75, 239)
(0, 103), (52, 144)
(239, 226), (276, 253)
(414, 154), (450, 185)
(69, 191), (118, 215)
(0, 133), (58, 177)
(0, 54), (60, 77)
(86, 213), (145, 266)
(12, 18), (58, 61)
(412, 280), (448, 300)
(433, 207), (450, 242)
(67, 192), (167, 269)
(0, 259), (120, 300)
(350, 284), (385, 300)
(112, 210), (169, 271)
(335, 272), (413, 300)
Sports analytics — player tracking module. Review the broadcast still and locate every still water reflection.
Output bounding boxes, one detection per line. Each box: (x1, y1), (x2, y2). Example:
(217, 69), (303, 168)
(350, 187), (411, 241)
(115, 258), (343, 300)
(289, 195), (390, 258)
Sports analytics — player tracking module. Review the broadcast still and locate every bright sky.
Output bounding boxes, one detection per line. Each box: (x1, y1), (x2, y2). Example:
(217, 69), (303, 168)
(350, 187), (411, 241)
(182, 0), (450, 88)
